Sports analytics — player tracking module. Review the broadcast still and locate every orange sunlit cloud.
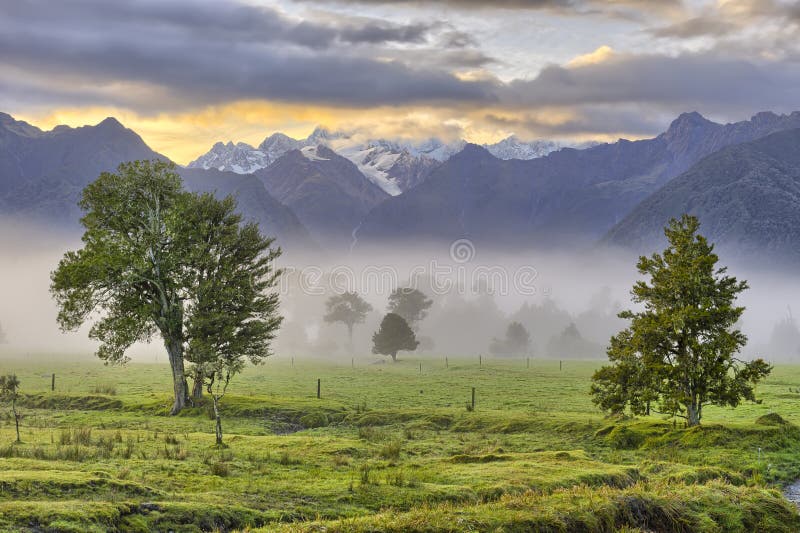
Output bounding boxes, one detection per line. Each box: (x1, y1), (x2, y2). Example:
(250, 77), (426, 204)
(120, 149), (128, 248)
(16, 101), (627, 164)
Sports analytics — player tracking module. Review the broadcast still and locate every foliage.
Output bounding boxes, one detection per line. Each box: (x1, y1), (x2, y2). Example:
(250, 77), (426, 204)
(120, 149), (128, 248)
(0, 374), (21, 442)
(179, 192), (283, 443)
(50, 160), (193, 413)
(372, 313), (419, 362)
(50, 160), (282, 415)
(323, 292), (373, 347)
(490, 321), (531, 357)
(591, 215), (772, 426)
(387, 288), (433, 329)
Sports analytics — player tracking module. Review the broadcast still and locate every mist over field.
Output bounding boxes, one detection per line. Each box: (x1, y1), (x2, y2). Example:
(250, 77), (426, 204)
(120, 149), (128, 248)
(2, 221), (798, 364)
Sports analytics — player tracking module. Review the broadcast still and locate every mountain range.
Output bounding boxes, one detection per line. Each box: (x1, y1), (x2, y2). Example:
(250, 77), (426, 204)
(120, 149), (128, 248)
(353, 111), (800, 255)
(188, 128), (593, 196)
(0, 113), (315, 250)
(605, 127), (800, 262)
(2, 109), (800, 264)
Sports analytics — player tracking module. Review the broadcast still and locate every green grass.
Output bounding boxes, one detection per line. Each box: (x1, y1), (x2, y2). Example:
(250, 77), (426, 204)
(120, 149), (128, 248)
(0, 356), (799, 531)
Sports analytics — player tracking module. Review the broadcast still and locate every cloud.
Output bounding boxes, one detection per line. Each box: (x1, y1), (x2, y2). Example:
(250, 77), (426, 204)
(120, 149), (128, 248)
(297, 0), (684, 17)
(0, 0), (495, 110)
(500, 51), (800, 115)
(3, 0), (800, 150)
(566, 46), (616, 68)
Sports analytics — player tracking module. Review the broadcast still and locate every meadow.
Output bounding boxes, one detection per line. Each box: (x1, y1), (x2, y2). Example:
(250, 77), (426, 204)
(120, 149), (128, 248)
(1, 355), (800, 532)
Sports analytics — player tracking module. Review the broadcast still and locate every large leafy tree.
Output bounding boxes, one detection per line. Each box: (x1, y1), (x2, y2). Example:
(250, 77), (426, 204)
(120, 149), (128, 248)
(591, 215), (771, 426)
(323, 292), (372, 350)
(52, 160), (192, 414)
(372, 313), (418, 362)
(0, 374), (21, 443)
(51, 160), (283, 415)
(181, 193), (282, 442)
(387, 288), (433, 330)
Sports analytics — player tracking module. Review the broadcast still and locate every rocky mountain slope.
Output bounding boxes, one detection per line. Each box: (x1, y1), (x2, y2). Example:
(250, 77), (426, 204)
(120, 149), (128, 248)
(604, 127), (800, 263)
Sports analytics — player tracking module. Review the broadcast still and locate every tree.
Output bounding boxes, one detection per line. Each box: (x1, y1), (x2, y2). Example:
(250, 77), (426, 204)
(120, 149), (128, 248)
(323, 292), (372, 350)
(50, 160), (282, 415)
(546, 322), (601, 359)
(181, 192), (282, 442)
(372, 313), (418, 362)
(0, 374), (21, 443)
(591, 215), (771, 426)
(387, 288), (433, 330)
(490, 321), (531, 357)
(51, 160), (192, 414)
(0, 321), (6, 344)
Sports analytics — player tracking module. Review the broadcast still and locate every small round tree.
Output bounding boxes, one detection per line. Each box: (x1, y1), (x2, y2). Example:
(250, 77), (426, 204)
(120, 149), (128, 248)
(372, 313), (419, 362)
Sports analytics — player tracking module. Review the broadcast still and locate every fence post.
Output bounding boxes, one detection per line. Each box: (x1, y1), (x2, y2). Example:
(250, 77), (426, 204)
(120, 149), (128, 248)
(317, 378), (321, 399)
(471, 387), (476, 410)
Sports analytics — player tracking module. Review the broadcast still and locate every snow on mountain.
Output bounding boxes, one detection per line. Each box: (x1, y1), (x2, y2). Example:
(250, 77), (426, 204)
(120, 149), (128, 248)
(188, 128), (597, 194)
(483, 137), (600, 160)
(300, 145), (330, 162)
(188, 141), (269, 174)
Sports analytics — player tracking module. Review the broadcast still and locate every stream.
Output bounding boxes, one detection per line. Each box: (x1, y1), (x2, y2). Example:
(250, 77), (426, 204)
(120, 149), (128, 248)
(783, 480), (800, 506)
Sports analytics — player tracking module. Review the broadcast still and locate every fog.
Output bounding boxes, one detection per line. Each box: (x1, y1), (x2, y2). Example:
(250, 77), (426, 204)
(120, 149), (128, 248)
(1, 222), (799, 365)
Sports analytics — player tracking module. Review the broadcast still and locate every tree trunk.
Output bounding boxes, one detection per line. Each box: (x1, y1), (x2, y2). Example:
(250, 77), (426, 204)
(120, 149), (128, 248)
(212, 395), (223, 446)
(191, 368), (204, 400)
(12, 399), (20, 443)
(347, 324), (354, 353)
(165, 338), (188, 415)
(686, 402), (701, 427)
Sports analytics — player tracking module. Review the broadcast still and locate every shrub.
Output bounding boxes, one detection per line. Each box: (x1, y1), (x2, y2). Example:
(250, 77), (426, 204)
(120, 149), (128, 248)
(209, 461), (230, 477)
(299, 412), (329, 429)
(378, 440), (402, 460)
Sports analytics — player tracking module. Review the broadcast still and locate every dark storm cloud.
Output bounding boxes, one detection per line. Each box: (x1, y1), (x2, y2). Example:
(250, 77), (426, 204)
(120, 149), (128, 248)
(0, 0), (494, 109)
(2, 0), (437, 49)
(3, 0), (800, 140)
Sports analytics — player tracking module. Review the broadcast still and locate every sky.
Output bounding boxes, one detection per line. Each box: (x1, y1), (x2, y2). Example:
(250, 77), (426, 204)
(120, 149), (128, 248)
(2, 0), (800, 163)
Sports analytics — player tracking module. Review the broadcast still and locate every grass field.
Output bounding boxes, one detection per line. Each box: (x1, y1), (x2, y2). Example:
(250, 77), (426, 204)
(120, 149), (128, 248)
(1, 355), (800, 532)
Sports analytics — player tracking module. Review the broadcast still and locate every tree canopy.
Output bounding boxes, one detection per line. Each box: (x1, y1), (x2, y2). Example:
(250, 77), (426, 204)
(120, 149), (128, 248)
(323, 292), (372, 348)
(51, 160), (282, 414)
(0, 374), (21, 443)
(590, 215), (771, 426)
(387, 287), (433, 329)
(372, 313), (418, 362)
(490, 321), (531, 357)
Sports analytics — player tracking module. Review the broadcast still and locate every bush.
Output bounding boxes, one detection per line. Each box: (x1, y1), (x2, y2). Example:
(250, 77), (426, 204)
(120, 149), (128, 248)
(299, 411), (329, 429)
(378, 440), (402, 460)
(607, 426), (646, 450)
(755, 413), (788, 426)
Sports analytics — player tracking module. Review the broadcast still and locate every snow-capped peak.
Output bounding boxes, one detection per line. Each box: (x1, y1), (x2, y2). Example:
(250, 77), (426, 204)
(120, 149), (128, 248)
(300, 145), (330, 162)
(188, 126), (599, 194)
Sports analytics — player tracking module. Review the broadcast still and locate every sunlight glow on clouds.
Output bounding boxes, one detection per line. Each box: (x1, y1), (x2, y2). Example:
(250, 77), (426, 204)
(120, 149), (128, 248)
(3, 0), (800, 161)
